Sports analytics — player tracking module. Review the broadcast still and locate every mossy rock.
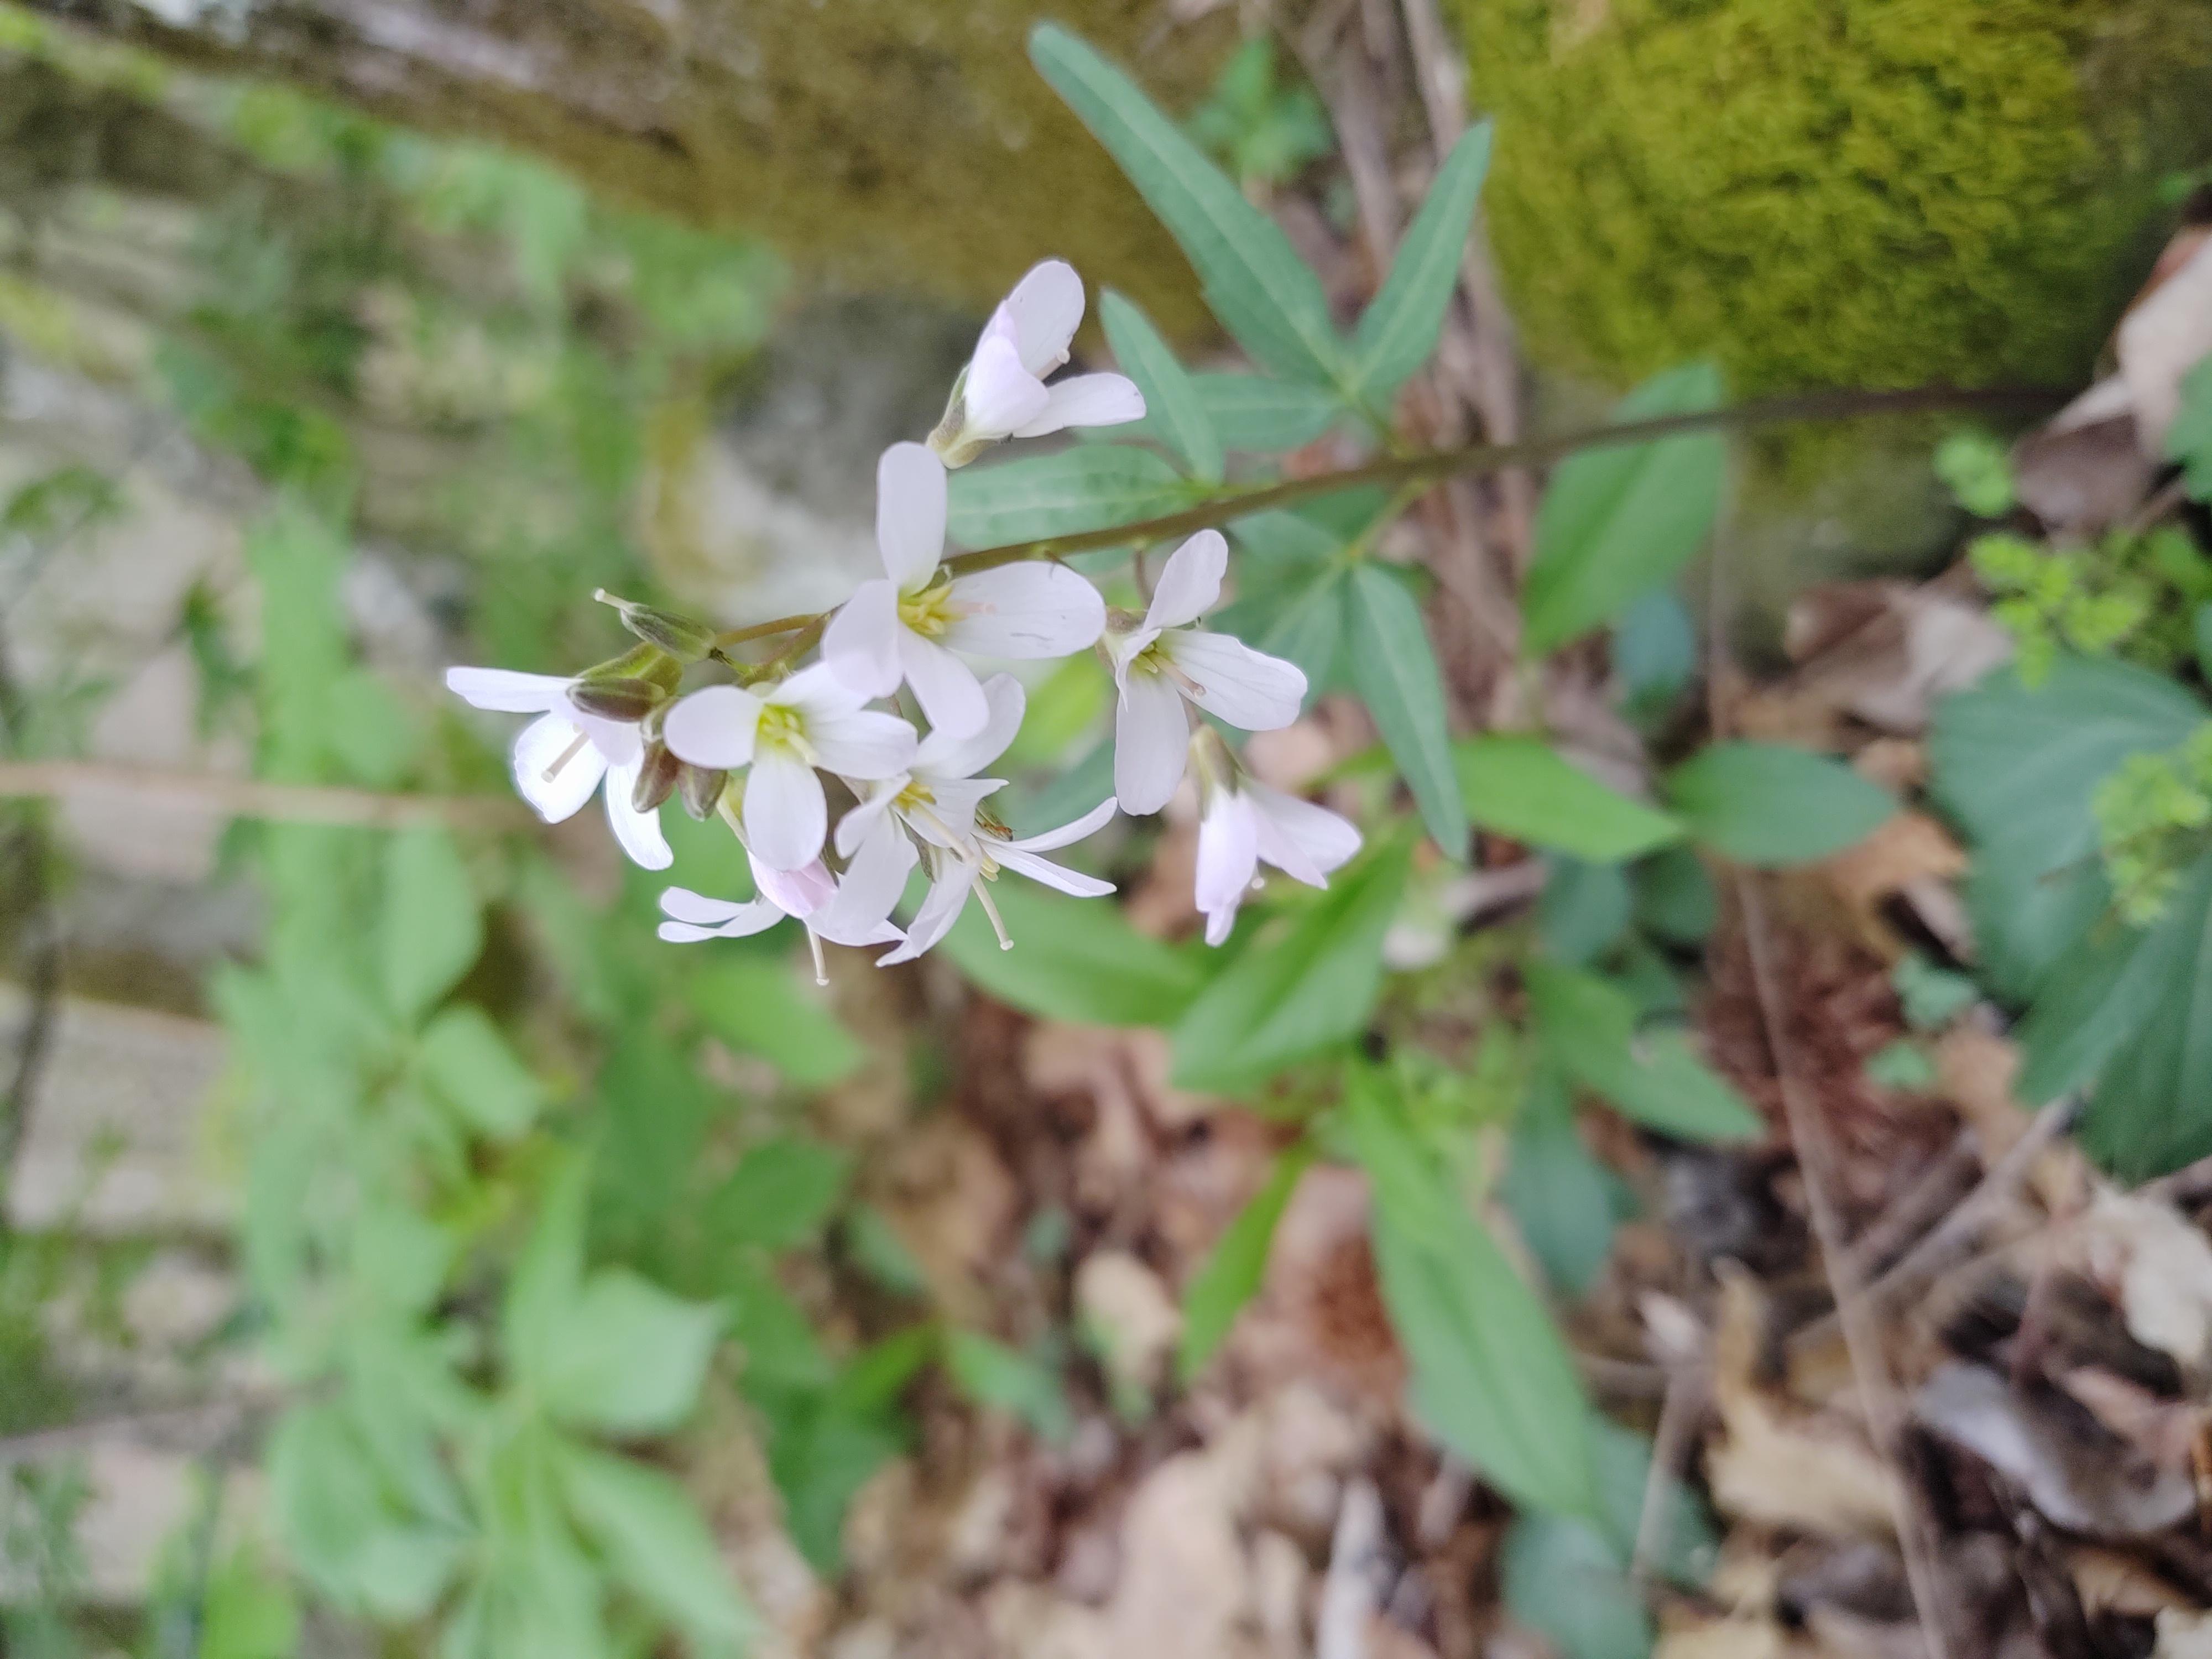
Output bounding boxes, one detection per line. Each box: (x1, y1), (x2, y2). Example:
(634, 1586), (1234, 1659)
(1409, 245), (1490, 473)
(1460, 0), (2212, 393)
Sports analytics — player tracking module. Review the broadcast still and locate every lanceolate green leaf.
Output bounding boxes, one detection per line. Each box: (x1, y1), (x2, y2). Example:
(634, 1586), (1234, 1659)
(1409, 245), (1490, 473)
(1351, 124), (1493, 404)
(1100, 290), (1223, 482)
(1031, 24), (1344, 387)
(1347, 564), (1469, 856)
(1456, 735), (1684, 862)
(1178, 1141), (1316, 1382)
(1521, 362), (1726, 655)
(1525, 962), (1763, 1143)
(557, 1446), (753, 1650)
(1664, 740), (1894, 867)
(946, 446), (1191, 546)
(1193, 373), (1343, 451)
(380, 829), (481, 1025)
(943, 879), (1203, 1027)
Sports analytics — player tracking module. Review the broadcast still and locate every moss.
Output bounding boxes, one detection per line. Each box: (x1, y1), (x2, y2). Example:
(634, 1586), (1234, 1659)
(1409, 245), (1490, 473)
(1460, 0), (2212, 392)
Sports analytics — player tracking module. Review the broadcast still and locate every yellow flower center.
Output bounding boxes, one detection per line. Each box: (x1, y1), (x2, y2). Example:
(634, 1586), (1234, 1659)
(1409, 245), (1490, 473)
(756, 702), (807, 754)
(894, 779), (936, 812)
(898, 577), (958, 639)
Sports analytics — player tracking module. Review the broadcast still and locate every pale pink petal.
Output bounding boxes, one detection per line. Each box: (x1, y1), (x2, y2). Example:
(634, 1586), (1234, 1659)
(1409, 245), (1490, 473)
(603, 760), (674, 870)
(899, 631), (991, 738)
(744, 745), (828, 871)
(999, 259), (1086, 375)
(1113, 671), (1191, 815)
(914, 674), (1025, 780)
(822, 578), (905, 699)
(877, 860), (977, 966)
(1007, 796), (1118, 854)
(876, 442), (950, 592)
(1249, 784), (1361, 888)
(446, 666), (572, 713)
(833, 780), (905, 860)
(1144, 531), (1227, 631)
(994, 846), (1114, 898)
(1012, 373), (1147, 438)
(808, 706), (920, 780)
(1194, 791), (1261, 924)
(1159, 628), (1307, 731)
(814, 820), (919, 946)
(751, 855), (837, 917)
(961, 335), (1052, 439)
(941, 563), (1105, 658)
(513, 713), (607, 823)
(662, 685), (763, 770)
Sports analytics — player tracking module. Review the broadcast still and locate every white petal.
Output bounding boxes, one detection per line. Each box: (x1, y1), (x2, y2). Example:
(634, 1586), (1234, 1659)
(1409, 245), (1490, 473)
(833, 779), (905, 860)
(660, 914), (782, 944)
(1194, 792), (1261, 921)
(659, 886), (755, 926)
(1144, 531), (1228, 631)
(999, 259), (1085, 375)
(877, 860), (977, 966)
(914, 674), (1025, 780)
(751, 855), (837, 917)
(1008, 796), (1118, 853)
(1249, 784), (1361, 888)
(822, 579), (905, 699)
(446, 666), (571, 713)
(995, 847), (1115, 898)
(1202, 899), (1241, 948)
(815, 821), (919, 945)
(1012, 373), (1147, 438)
(898, 631), (991, 738)
(808, 705), (921, 780)
(876, 442), (950, 592)
(1113, 671), (1191, 815)
(774, 661), (869, 715)
(962, 334), (1052, 439)
(574, 710), (643, 767)
(603, 760), (674, 870)
(662, 685), (763, 769)
(906, 778), (1005, 849)
(656, 886), (786, 941)
(744, 745), (828, 871)
(513, 713), (607, 823)
(941, 563), (1105, 658)
(1160, 628), (1307, 731)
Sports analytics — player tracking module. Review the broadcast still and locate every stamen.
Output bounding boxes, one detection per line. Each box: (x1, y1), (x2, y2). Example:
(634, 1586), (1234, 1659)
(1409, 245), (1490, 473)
(1162, 660), (1207, 699)
(543, 729), (592, 781)
(806, 929), (828, 987)
(974, 884), (1014, 952)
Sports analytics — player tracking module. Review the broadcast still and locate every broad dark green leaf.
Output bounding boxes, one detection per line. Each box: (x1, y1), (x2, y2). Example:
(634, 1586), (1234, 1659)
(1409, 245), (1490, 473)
(1538, 857), (1633, 966)
(684, 955), (864, 1088)
(1178, 1142), (1316, 1381)
(943, 878), (1203, 1027)
(1192, 373), (1343, 451)
(1031, 25), (1344, 386)
(1664, 740), (1893, 867)
(558, 1445), (753, 1650)
(707, 1135), (852, 1253)
(1503, 1100), (1632, 1298)
(379, 829), (480, 1024)
(1100, 289), (1222, 482)
(1525, 962), (1763, 1143)
(1171, 833), (1412, 1091)
(416, 1006), (541, 1139)
(539, 1269), (722, 1436)
(1633, 846), (1718, 946)
(1348, 564), (1468, 855)
(946, 446), (1191, 546)
(1521, 363), (1726, 655)
(942, 1331), (1072, 1443)
(1350, 123), (1493, 403)
(1457, 735), (1683, 862)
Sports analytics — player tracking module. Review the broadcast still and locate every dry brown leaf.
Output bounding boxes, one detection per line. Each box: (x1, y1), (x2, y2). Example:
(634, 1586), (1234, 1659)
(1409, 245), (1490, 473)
(2119, 234), (2212, 453)
(1815, 811), (1966, 961)
(1781, 581), (2012, 736)
(1107, 1423), (1266, 1659)
(871, 1117), (1019, 1321)
(1076, 1250), (1183, 1396)
(1655, 1618), (1790, 1659)
(2081, 1192), (2212, 1372)
(2070, 1544), (2197, 1616)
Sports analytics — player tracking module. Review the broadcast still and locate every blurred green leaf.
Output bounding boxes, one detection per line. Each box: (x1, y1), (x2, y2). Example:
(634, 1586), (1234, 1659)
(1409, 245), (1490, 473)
(2168, 358), (2212, 502)
(417, 1006), (541, 1139)
(1522, 363), (1726, 655)
(1190, 373), (1342, 451)
(504, 1154), (590, 1384)
(1350, 124), (1493, 404)
(1665, 741), (1893, 867)
(1178, 1141), (1314, 1382)
(946, 446), (1191, 546)
(707, 1136), (852, 1254)
(1100, 289), (1222, 482)
(1633, 846), (1717, 946)
(540, 1270), (721, 1436)
(724, 1261), (836, 1391)
(942, 1331), (1072, 1443)
(1031, 24), (1345, 387)
(684, 956), (864, 1088)
(1865, 1040), (1938, 1091)
(1348, 564), (1468, 856)
(557, 1444), (752, 1651)
(1500, 1515), (1651, 1659)
(1892, 953), (1978, 1030)
(1525, 962), (1762, 1143)
(1457, 735), (1683, 862)
(266, 1404), (461, 1621)
(199, 1548), (301, 1659)
(1503, 1075), (1632, 1297)
(1538, 857), (1633, 966)
(1613, 588), (1698, 724)
(379, 830), (480, 1025)
(944, 879), (1202, 1027)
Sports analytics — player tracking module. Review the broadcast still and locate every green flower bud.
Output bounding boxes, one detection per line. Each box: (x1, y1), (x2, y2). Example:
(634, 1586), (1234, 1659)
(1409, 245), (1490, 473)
(630, 740), (681, 812)
(594, 589), (718, 661)
(677, 763), (726, 822)
(568, 676), (664, 723)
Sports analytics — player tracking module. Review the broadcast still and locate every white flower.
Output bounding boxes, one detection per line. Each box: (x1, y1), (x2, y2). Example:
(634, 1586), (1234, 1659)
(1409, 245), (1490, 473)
(445, 666), (672, 869)
(1193, 758), (1363, 947)
(834, 672), (1026, 862)
(930, 260), (1145, 467)
(822, 442), (1105, 738)
(661, 664), (917, 872)
(1105, 531), (1308, 815)
(656, 825), (916, 984)
(875, 798), (1120, 967)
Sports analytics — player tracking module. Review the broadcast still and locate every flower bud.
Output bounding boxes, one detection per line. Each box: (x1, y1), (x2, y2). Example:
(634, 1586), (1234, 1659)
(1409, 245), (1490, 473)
(927, 372), (993, 469)
(568, 676), (664, 723)
(630, 739), (681, 812)
(594, 589), (718, 661)
(677, 762), (727, 821)
(578, 641), (684, 695)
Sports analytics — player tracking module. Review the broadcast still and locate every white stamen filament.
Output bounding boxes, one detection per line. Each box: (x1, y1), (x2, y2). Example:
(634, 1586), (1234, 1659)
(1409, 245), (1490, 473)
(544, 729), (592, 781)
(806, 928), (828, 987)
(974, 883), (1013, 951)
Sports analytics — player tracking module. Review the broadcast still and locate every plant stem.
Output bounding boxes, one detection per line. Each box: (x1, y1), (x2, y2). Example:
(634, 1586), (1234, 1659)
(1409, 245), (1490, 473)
(713, 612), (819, 649)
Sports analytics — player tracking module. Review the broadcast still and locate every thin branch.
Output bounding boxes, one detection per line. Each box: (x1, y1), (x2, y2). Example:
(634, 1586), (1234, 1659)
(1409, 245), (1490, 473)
(711, 611), (818, 650)
(0, 760), (534, 830)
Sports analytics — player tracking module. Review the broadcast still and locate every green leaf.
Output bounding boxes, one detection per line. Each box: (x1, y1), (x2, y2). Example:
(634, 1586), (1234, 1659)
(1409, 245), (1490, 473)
(504, 1152), (589, 1384)
(1502, 1077), (1632, 1297)
(2169, 357), (2212, 502)
(768, 1401), (906, 1574)
(1100, 290), (1223, 482)
(1178, 1142), (1316, 1382)
(1500, 1515), (1652, 1659)
(265, 1405), (460, 1621)
(1521, 363), (1726, 655)
(1031, 24), (1345, 386)
(1538, 857), (1633, 966)
(946, 446), (1191, 546)
(416, 1006), (542, 1139)
(1614, 587), (1698, 722)
(1664, 740), (1894, 867)
(1191, 373), (1342, 451)
(1633, 846), (1717, 946)
(943, 878), (1203, 1027)
(684, 955), (864, 1088)
(199, 1548), (301, 1659)
(1171, 833), (1412, 1091)
(1457, 735), (1683, 862)
(539, 1270), (723, 1436)
(1348, 564), (1469, 855)
(1525, 962), (1763, 1143)
(942, 1331), (1072, 1443)
(707, 1135), (852, 1253)
(1893, 952), (1978, 1031)
(558, 1444), (753, 1651)
(1350, 124), (1493, 403)
(724, 1260), (835, 1390)
(379, 829), (480, 1024)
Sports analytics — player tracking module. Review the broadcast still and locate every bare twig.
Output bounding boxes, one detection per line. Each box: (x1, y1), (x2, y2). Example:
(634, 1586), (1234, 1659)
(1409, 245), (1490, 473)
(1317, 1476), (1389, 1659)
(1629, 1361), (1707, 1589)
(0, 760), (533, 830)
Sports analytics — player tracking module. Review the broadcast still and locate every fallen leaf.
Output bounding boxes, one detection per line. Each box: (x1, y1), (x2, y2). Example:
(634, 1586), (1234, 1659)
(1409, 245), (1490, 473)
(2119, 234), (2212, 453)
(1076, 1250), (1183, 1395)
(1782, 580), (2012, 735)
(2081, 1192), (2212, 1371)
(1816, 811), (1966, 961)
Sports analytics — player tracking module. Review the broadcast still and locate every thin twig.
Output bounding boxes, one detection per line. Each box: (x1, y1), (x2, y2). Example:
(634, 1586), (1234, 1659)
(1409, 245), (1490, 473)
(0, 760), (534, 830)
(1629, 1361), (1707, 1589)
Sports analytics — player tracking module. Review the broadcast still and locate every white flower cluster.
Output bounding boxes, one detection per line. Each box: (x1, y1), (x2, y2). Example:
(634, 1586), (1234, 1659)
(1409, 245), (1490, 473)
(447, 261), (1361, 981)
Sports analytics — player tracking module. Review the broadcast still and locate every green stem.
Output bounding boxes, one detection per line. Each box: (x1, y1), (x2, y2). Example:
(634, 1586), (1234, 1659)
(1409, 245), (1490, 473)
(713, 611), (819, 649)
